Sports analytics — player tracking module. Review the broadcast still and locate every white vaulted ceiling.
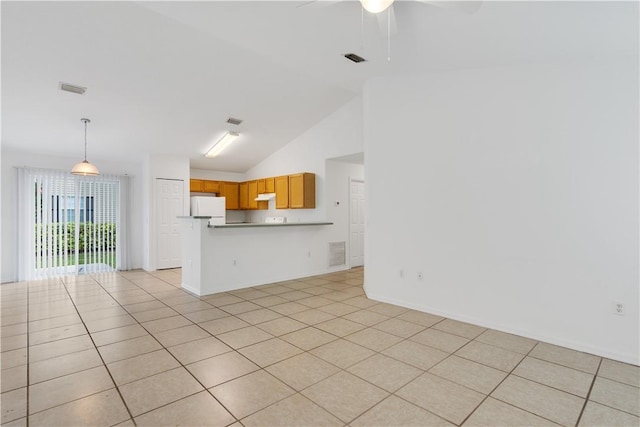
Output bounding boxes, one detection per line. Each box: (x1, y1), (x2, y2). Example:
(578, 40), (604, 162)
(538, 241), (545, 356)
(1, 1), (637, 172)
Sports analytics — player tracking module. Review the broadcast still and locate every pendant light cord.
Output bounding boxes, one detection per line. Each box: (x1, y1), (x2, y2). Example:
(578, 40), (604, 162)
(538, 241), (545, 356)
(387, 7), (391, 62)
(81, 118), (90, 161)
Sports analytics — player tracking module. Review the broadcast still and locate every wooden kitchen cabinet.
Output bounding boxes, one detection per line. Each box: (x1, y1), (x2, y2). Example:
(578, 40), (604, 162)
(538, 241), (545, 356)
(289, 173), (315, 209)
(203, 180), (220, 193)
(239, 182), (249, 210)
(265, 177), (275, 193)
(190, 179), (204, 192)
(219, 182), (239, 210)
(248, 181), (267, 210)
(248, 181), (259, 209)
(274, 175), (289, 209)
(257, 179), (266, 194)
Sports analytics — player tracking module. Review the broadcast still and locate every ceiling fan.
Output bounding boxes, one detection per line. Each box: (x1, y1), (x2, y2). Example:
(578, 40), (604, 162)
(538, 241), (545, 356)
(300, 0), (482, 18)
(359, 0), (482, 15)
(301, 0), (483, 60)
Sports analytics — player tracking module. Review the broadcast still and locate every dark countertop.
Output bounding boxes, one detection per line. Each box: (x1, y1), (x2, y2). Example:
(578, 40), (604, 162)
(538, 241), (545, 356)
(210, 222), (333, 228)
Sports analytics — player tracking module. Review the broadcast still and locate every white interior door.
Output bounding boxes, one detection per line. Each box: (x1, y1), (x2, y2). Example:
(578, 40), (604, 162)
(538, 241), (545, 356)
(156, 178), (184, 269)
(350, 179), (365, 268)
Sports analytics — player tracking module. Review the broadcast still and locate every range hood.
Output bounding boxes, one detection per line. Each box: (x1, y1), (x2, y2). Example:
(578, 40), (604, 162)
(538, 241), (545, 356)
(255, 193), (275, 201)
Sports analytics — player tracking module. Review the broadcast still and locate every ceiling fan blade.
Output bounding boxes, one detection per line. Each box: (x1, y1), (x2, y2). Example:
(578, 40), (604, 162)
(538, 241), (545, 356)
(417, 0), (483, 14)
(375, 3), (398, 37)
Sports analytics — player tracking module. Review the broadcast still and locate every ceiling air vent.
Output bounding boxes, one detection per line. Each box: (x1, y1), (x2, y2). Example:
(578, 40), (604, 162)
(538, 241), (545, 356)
(344, 53), (366, 63)
(59, 82), (87, 95)
(226, 117), (243, 126)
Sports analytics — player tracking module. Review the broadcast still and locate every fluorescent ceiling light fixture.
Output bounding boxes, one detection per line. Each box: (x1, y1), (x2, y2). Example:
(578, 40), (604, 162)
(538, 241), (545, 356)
(205, 131), (239, 158)
(360, 0), (394, 13)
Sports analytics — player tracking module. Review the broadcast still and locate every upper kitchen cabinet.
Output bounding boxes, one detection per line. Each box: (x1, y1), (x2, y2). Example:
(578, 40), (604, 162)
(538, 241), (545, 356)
(248, 181), (267, 210)
(249, 181), (259, 209)
(190, 179), (204, 192)
(239, 182), (249, 210)
(190, 179), (220, 194)
(203, 180), (220, 193)
(219, 182), (239, 210)
(274, 175), (289, 209)
(265, 177), (275, 193)
(257, 178), (275, 194)
(289, 173), (315, 209)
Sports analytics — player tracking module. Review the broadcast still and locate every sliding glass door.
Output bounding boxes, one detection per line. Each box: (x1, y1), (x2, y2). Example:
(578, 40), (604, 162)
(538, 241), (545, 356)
(18, 168), (123, 280)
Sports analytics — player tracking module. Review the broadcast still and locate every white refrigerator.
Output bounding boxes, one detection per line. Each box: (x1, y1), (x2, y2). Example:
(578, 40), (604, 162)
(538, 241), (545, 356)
(190, 196), (226, 225)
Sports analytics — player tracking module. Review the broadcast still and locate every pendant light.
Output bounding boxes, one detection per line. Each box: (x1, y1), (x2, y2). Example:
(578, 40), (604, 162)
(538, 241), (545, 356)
(71, 118), (100, 176)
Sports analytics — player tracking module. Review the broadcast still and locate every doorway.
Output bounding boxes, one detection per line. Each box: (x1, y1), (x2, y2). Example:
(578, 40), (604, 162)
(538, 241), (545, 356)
(350, 178), (365, 267)
(155, 178), (184, 269)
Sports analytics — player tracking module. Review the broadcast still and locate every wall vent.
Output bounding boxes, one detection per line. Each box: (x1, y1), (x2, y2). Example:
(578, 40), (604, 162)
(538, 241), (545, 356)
(226, 117), (243, 125)
(328, 241), (346, 267)
(59, 82), (86, 95)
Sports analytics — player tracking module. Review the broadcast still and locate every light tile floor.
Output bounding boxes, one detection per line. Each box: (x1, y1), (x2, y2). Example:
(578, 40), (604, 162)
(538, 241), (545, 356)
(1, 267), (639, 426)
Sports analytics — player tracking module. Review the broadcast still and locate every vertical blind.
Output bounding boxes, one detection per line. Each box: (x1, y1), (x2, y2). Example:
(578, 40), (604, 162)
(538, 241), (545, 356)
(17, 167), (130, 281)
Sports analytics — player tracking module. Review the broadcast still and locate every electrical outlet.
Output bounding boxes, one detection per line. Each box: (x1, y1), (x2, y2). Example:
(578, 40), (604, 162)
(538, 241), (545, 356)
(613, 302), (624, 316)
(399, 269), (404, 278)
(417, 272), (423, 280)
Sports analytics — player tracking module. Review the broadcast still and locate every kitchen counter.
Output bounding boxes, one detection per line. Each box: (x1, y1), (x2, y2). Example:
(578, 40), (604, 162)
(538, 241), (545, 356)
(211, 222), (333, 228)
(178, 216), (337, 296)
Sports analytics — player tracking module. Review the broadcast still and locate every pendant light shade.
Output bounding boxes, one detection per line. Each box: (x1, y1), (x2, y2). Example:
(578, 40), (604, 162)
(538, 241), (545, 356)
(71, 118), (100, 176)
(71, 160), (100, 176)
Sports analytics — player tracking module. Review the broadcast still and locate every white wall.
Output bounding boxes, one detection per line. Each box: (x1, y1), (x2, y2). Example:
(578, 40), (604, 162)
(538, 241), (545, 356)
(1, 149), (143, 282)
(363, 59), (639, 364)
(143, 154), (190, 271)
(189, 168), (246, 182)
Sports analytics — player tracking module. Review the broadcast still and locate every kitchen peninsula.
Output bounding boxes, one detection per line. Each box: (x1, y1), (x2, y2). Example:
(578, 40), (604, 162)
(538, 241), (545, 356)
(179, 216), (333, 296)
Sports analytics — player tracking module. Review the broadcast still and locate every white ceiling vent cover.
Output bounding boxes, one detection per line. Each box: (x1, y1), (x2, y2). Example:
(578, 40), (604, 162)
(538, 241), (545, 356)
(328, 242), (346, 267)
(59, 82), (86, 95)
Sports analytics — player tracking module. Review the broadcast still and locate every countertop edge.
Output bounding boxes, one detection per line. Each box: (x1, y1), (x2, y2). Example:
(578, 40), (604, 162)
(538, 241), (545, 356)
(210, 222), (333, 228)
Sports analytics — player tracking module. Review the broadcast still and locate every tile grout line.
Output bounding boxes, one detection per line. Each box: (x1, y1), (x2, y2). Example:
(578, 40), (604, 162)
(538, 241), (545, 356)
(455, 340), (553, 426)
(26, 279), (31, 427)
(60, 275), (137, 425)
(574, 357), (603, 426)
(483, 343), (598, 427)
(94, 271), (244, 424)
(14, 268), (632, 426)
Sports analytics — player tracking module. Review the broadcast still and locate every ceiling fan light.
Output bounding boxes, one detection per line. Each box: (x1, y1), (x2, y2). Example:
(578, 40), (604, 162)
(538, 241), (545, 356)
(360, 0), (394, 13)
(71, 160), (100, 176)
